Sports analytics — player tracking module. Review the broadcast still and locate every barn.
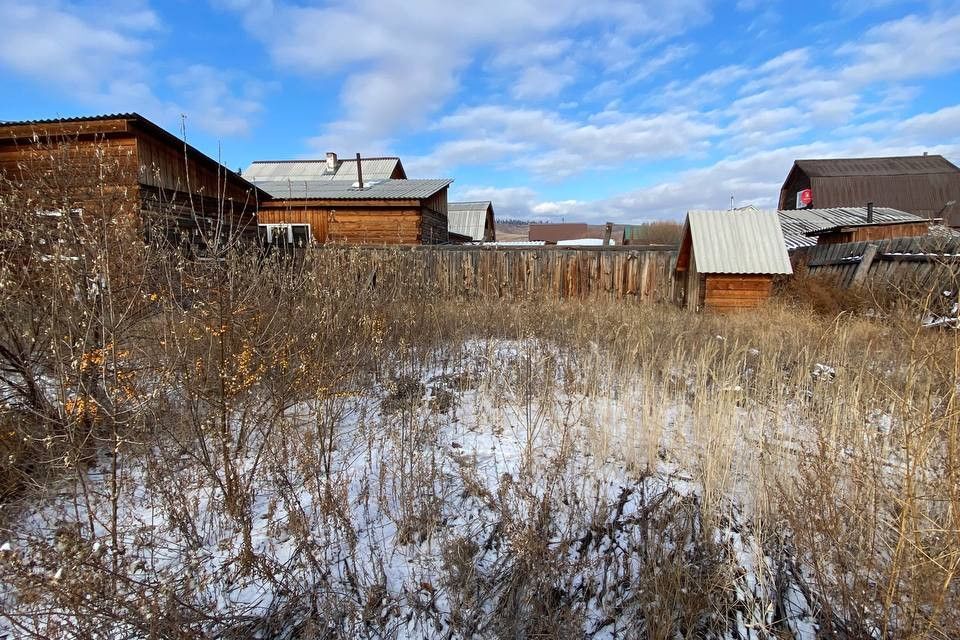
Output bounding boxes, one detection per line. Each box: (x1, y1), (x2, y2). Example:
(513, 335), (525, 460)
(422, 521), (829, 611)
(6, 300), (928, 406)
(448, 201), (496, 243)
(253, 178), (454, 245)
(0, 113), (267, 254)
(675, 210), (792, 311)
(778, 155), (960, 226)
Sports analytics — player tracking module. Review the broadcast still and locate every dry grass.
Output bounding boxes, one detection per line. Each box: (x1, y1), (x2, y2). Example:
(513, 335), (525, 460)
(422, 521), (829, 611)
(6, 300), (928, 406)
(1, 145), (959, 638)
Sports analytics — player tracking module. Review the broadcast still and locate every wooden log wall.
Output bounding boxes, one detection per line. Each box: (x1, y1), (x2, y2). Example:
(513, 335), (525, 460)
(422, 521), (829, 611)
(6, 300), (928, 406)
(313, 245), (678, 303)
(703, 274), (773, 310)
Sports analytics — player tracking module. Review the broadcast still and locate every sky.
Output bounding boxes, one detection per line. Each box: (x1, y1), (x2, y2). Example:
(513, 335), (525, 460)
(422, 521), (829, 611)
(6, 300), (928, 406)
(2, 0), (960, 223)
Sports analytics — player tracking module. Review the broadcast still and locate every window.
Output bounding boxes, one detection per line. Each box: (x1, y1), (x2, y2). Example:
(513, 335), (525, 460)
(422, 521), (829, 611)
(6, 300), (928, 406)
(258, 223), (311, 249)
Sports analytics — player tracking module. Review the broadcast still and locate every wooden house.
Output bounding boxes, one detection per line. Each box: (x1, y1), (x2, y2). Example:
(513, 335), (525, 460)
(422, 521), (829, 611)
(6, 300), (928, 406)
(448, 201), (496, 243)
(254, 178), (453, 245)
(675, 210), (792, 311)
(778, 206), (927, 251)
(0, 113), (267, 253)
(778, 155), (960, 226)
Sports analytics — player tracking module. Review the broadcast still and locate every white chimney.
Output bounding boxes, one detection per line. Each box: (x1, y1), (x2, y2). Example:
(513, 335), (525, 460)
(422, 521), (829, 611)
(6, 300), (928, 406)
(325, 152), (337, 171)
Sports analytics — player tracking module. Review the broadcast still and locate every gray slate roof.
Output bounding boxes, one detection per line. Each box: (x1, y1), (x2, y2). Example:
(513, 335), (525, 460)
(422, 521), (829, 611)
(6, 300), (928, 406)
(253, 178), (452, 200)
(778, 207), (923, 250)
(448, 201), (491, 241)
(685, 210), (792, 274)
(244, 157), (403, 182)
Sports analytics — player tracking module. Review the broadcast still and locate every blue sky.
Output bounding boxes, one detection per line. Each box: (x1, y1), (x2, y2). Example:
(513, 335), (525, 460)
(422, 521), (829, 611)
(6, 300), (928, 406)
(2, 0), (960, 222)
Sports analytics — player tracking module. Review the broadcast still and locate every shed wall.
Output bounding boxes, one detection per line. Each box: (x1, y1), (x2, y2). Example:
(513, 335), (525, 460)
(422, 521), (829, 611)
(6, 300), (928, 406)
(703, 274), (773, 310)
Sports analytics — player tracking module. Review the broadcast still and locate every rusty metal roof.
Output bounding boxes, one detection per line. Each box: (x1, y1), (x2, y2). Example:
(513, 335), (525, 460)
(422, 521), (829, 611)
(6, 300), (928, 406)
(528, 223), (588, 242)
(683, 210), (792, 274)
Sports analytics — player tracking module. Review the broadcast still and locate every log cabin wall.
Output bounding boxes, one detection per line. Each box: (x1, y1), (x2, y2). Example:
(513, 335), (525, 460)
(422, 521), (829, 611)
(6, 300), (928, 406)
(0, 120), (142, 225)
(420, 188), (449, 245)
(702, 274), (773, 310)
(257, 200), (426, 244)
(0, 116), (262, 248)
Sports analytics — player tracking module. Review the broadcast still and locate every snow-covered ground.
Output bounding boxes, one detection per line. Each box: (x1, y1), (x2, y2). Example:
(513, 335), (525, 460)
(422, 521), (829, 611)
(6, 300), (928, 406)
(2, 339), (825, 638)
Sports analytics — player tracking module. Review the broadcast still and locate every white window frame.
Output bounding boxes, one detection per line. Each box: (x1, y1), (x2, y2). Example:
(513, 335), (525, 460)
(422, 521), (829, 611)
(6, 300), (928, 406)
(258, 223), (312, 246)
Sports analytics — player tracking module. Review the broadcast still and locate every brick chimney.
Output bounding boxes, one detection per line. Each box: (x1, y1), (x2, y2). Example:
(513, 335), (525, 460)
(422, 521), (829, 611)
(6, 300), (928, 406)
(325, 152), (337, 172)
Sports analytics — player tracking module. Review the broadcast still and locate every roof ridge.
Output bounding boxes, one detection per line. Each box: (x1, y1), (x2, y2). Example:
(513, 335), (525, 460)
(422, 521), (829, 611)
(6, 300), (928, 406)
(250, 156), (400, 164)
(0, 113), (141, 126)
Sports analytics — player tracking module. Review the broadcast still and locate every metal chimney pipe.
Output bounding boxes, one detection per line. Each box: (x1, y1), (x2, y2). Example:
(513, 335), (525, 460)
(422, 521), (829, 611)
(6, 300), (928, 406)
(867, 201), (874, 223)
(355, 152), (363, 189)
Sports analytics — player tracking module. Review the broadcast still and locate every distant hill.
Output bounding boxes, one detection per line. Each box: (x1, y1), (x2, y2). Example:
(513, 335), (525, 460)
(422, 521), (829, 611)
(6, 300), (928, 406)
(495, 221), (529, 241)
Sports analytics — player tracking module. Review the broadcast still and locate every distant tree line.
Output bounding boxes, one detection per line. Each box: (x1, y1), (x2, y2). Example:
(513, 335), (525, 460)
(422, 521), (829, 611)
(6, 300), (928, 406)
(626, 221), (684, 246)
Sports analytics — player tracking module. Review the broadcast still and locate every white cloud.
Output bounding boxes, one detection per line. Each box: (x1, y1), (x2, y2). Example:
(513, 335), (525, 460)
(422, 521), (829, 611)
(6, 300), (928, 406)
(432, 105), (719, 178)
(840, 13), (960, 84)
(0, 0), (152, 101)
(0, 1), (268, 138)
(225, 0), (711, 150)
(167, 65), (273, 137)
(512, 65), (575, 100)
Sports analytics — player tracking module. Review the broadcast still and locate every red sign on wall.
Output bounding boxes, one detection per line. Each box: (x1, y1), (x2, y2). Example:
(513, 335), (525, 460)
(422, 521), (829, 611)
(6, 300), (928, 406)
(796, 188), (813, 208)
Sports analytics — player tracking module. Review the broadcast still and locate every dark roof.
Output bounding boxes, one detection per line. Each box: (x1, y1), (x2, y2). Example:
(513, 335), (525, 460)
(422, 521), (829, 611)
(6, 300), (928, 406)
(0, 113), (269, 199)
(794, 155), (960, 177)
(780, 155), (960, 223)
(528, 223), (588, 242)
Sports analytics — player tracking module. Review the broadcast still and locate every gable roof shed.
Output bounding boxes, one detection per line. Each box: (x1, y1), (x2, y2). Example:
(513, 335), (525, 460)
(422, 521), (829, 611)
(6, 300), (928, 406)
(676, 210), (792, 275)
(448, 201), (496, 242)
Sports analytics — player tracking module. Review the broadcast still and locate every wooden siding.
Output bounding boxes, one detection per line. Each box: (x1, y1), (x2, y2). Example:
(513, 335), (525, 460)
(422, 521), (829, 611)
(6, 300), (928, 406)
(815, 221), (930, 244)
(420, 188), (449, 244)
(703, 274), (773, 310)
(259, 187), (450, 246)
(256, 204), (331, 243)
(0, 116), (261, 250)
(257, 201), (425, 244)
(134, 130), (256, 205)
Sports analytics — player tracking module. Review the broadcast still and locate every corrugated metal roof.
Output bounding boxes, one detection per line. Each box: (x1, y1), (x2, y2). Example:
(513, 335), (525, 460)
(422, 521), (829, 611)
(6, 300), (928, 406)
(795, 155), (959, 177)
(244, 157), (402, 181)
(685, 210), (792, 274)
(0, 113), (139, 125)
(778, 207), (923, 249)
(448, 201), (490, 241)
(252, 178), (452, 200)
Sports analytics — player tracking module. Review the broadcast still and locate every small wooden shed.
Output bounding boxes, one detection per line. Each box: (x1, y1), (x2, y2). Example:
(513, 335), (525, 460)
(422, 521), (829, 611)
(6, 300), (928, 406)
(675, 210), (792, 311)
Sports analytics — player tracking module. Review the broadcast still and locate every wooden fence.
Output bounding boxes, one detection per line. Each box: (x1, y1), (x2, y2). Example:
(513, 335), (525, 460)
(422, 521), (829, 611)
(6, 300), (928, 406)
(318, 245), (679, 303)
(796, 236), (960, 291)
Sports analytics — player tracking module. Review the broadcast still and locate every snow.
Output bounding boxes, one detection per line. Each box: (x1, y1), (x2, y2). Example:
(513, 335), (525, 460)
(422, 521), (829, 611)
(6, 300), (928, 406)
(0, 338), (822, 638)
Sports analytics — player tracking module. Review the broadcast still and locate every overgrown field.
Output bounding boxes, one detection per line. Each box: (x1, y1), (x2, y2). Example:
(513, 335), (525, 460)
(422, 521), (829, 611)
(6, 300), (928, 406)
(1, 212), (959, 637)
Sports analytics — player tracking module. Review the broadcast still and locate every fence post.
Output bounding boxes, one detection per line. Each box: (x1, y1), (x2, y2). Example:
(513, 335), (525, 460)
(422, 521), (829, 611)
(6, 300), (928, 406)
(851, 243), (879, 286)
